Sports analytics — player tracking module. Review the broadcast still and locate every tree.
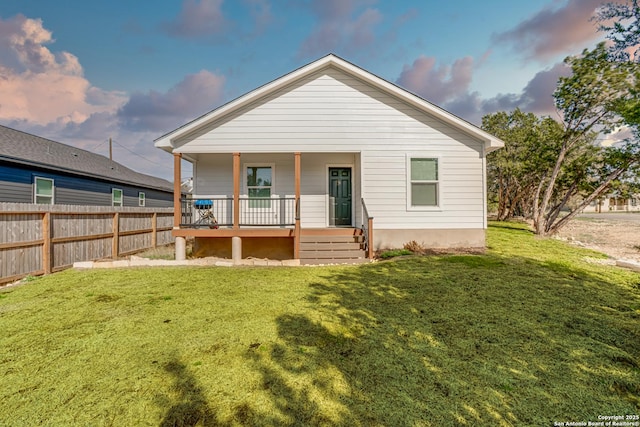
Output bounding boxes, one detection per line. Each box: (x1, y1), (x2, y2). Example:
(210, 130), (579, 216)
(595, 0), (640, 62)
(531, 43), (640, 235)
(483, 110), (563, 221)
(485, 44), (640, 235)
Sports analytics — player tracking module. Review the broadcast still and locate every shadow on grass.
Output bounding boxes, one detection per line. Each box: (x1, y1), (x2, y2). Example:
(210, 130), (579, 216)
(160, 357), (219, 427)
(242, 254), (640, 425)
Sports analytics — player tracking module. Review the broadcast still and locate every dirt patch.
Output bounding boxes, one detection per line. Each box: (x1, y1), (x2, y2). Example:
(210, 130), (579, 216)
(555, 216), (640, 261)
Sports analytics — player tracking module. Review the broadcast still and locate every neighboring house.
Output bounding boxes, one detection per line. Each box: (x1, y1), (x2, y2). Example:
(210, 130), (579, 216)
(582, 194), (640, 213)
(155, 54), (504, 263)
(0, 125), (173, 207)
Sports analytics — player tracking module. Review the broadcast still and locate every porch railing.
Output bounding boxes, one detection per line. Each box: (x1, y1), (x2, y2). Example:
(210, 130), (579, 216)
(180, 197), (296, 228)
(180, 197), (233, 228)
(361, 198), (374, 259)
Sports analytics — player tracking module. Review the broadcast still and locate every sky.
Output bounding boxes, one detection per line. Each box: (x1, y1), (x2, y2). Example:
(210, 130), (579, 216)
(0, 0), (620, 182)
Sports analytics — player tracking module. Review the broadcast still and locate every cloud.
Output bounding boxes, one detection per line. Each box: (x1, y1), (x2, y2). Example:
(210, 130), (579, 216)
(0, 14), (220, 181)
(244, 0), (273, 36)
(0, 15), (127, 125)
(493, 0), (610, 60)
(297, 0), (383, 58)
(117, 70), (226, 133)
(396, 55), (474, 105)
(454, 63), (571, 125)
(161, 0), (230, 39)
(395, 53), (571, 125)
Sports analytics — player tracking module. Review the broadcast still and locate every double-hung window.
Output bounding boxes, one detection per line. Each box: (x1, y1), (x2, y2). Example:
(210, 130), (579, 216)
(408, 157), (439, 208)
(34, 177), (54, 204)
(138, 192), (146, 207)
(112, 188), (123, 207)
(246, 165), (273, 208)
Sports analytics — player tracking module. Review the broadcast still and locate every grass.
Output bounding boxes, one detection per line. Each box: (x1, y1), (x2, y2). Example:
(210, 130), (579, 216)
(1, 222), (639, 426)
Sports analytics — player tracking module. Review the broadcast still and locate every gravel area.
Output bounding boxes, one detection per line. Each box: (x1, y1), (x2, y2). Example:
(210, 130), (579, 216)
(555, 214), (640, 262)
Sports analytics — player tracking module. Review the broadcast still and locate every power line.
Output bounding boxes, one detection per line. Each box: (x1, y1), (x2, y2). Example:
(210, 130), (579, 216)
(110, 139), (166, 167)
(88, 138), (108, 153)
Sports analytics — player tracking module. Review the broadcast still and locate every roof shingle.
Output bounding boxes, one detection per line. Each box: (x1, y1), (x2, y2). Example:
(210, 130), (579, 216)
(0, 125), (172, 192)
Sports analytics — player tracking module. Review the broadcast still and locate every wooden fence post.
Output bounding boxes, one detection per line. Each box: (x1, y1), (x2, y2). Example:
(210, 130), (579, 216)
(152, 212), (158, 248)
(112, 212), (119, 259)
(42, 212), (52, 274)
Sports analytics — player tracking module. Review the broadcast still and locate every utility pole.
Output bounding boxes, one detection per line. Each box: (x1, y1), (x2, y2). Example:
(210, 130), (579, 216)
(109, 137), (112, 160)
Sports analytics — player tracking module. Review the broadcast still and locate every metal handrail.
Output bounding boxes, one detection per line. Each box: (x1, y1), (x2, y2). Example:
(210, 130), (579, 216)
(361, 198), (374, 258)
(180, 196), (296, 228)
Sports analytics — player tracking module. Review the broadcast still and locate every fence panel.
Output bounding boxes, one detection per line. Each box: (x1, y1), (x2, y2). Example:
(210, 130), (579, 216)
(0, 203), (175, 284)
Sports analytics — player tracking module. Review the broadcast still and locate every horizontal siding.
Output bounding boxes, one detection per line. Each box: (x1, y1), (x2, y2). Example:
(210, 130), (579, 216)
(0, 163), (173, 207)
(300, 195), (326, 228)
(0, 180), (32, 203)
(362, 150), (483, 229)
(177, 68), (484, 155)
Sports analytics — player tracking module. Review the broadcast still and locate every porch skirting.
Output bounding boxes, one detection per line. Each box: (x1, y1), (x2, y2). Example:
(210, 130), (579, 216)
(194, 236), (294, 260)
(373, 229), (486, 250)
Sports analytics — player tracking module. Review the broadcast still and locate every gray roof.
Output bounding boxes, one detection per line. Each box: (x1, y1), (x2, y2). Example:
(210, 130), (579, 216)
(0, 125), (173, 192)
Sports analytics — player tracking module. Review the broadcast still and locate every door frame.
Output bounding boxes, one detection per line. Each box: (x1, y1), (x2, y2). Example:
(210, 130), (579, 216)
(326, 164), (354, 227)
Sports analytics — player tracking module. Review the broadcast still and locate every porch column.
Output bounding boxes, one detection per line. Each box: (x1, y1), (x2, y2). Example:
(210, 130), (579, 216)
(173, 153), (182, 228)
(173, 152), (186, 261)
(233, 153), (240, 229)
(294, 152), (301, 259)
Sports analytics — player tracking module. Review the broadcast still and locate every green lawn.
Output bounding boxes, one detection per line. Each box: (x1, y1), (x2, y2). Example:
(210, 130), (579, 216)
(1, 223), (639, 426)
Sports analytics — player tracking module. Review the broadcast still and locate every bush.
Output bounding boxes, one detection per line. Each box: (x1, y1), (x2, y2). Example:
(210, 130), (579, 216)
(379, 249), (413, 259)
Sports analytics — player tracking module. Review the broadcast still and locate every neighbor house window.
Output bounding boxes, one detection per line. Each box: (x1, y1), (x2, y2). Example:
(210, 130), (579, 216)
(409, 157), (439, 208)
(246, 165), (273, 208)
(138, 192), (145, 207)
(34, 177), (54, 204)
(112, 188), (123, 207)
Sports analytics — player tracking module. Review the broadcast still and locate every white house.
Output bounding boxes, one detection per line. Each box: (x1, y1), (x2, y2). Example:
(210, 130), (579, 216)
(155, 54), (504, 264)
(581, 193), (640, 213)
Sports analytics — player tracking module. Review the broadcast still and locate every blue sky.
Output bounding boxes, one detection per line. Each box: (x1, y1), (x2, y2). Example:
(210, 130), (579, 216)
(0, 0), (613, 181)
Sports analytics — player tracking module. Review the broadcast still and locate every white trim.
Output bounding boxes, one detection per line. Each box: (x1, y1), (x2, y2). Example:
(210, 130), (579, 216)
(243, 162), (275, 197)
(34, 176), (54, 205)
(138, 192), (146, 207)
(406, 155), (442, 212)
(112, 188), (123, 207)
(326, 164), (355, 227)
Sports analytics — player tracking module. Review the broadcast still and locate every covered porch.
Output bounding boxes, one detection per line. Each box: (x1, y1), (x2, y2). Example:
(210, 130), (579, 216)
(171, 152), (374, 263)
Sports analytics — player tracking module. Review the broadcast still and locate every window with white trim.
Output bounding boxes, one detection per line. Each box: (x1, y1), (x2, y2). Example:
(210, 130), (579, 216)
(138, 192), (146, 207)
(112, 188), (123, 207)
(34, 177), (54, 204)
(409, 158), (439, 207)
(246, 165), (273, 208)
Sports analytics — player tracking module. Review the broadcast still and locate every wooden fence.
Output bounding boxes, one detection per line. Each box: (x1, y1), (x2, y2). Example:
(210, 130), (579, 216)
(0, 203), (174, 285)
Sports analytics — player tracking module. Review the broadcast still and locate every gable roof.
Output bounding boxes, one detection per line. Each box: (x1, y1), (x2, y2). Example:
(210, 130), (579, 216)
(155, 53), (504, 154)
(0, 125), (173, 192)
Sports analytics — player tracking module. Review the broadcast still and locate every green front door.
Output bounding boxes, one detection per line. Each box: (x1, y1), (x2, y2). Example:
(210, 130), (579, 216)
(329, 168), (352, 226)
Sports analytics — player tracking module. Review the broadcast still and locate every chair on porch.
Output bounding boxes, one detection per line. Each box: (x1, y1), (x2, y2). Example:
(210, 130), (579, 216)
(193, 199), (219, 229)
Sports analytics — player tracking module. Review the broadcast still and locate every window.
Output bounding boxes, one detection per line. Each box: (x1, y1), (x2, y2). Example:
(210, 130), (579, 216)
(112, 188), (123, 207)
(246, 165), (272, 208)
(34, 177), (54, 204)
(409, 158), (439, 208)
(138, 192), (146, 207)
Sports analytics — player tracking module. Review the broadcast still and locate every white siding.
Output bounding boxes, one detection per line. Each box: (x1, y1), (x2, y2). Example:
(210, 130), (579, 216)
(184, 67), (485, 230)
(176, 68), (484, 155)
